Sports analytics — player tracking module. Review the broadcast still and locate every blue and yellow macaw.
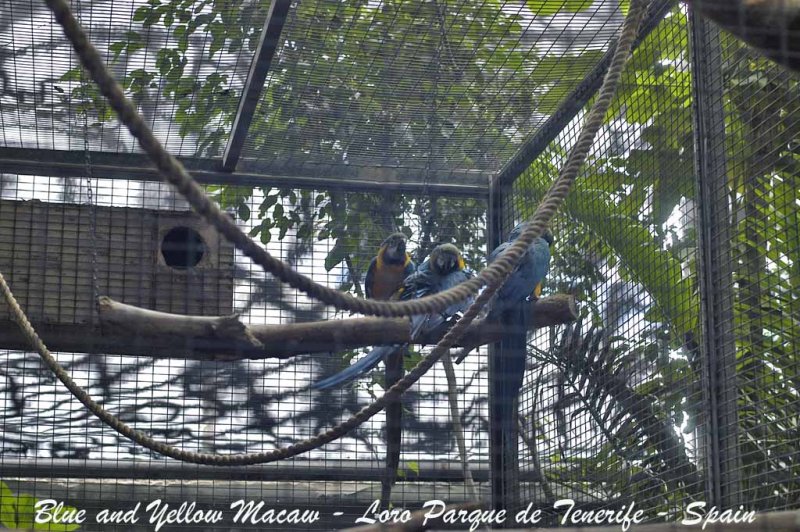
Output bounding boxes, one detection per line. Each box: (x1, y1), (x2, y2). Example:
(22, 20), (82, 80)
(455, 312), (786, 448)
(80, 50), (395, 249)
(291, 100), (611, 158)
(314, 243), (472, 507)
(377, 243), (473, 508)
(312, 243), (472, 389)
(364, 232), (415, 510)
(487, 223), (553, 505)
(364, 233), (416, 301)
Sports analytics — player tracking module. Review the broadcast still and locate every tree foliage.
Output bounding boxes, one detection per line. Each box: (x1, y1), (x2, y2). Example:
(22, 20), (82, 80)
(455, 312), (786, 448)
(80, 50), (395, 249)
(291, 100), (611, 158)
(518, 7), (800, 510)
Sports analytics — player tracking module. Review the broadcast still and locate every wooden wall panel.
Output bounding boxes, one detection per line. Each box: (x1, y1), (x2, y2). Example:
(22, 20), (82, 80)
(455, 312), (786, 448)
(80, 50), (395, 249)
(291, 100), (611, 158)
(0, 199), (234, 327)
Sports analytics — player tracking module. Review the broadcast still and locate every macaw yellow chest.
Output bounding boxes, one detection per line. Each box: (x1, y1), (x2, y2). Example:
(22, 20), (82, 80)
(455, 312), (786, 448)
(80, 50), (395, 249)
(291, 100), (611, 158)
(371, 258), (408, 301)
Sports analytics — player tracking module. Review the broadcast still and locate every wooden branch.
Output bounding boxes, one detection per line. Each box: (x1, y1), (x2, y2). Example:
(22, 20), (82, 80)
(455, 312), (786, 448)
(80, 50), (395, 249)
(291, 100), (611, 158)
(0, 295), (577, 361)
(687, 0), (800, 73)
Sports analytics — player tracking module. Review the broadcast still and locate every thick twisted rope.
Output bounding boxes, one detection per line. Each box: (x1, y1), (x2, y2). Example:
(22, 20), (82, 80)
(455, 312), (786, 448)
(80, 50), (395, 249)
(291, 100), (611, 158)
(3, 0), (648, 465)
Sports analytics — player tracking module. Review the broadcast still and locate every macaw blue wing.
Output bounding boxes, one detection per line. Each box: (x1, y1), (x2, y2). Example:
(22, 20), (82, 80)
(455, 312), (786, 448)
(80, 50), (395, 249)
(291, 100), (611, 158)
(403, 260), (416, 282)
(487, 240), (509, 265)
(487, 231), (552, 507)
(313, 249), (470, 391)
(313, 256), (416, 391)
(405, 266), (474, 340)
(364, 257), (378, 299)
(488, 237), (551, 317)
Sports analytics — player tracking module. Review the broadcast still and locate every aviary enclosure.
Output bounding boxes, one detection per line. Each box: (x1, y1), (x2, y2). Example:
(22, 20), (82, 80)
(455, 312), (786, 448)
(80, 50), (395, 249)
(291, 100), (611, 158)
(0, 0), (797, 530)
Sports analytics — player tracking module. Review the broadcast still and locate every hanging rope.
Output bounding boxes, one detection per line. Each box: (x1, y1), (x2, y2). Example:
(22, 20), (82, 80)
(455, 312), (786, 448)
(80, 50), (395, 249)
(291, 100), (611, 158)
(0, 0), (649, 465)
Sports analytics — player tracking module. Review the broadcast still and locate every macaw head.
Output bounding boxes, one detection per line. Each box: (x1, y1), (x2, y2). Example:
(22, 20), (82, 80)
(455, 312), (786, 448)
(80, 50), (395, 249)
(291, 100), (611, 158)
(380, 232), (409, 264)
(429, 243), (466, 275)
(508, 222), (554, 246)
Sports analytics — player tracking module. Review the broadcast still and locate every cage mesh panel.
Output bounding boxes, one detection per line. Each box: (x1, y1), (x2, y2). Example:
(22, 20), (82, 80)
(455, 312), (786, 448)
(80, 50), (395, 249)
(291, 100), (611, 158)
(506, 7), (703, 519)
(0, 0), (628, 180)
(713, 30), (800, 510)
(243, 1), (625, 180)
(0, 174), (488, 527)
(0, 0), (261, 156)
(0, 0), (799, 529)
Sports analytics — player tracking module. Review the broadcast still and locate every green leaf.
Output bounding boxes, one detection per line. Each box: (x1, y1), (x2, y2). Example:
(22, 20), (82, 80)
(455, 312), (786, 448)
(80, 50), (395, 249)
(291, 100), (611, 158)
(237, 203), (250, 222)
(324, 241), (348, 272)
(518, 161), (699, 338)
(0, 481), (19, 528)
(525, 0), (593, 16)
(260, 227), (272, 245)
(12, 493), (36, 528)
(109, 42), (126, 61)
(59, 67), (84, 82)
(133, 6), (150, 22)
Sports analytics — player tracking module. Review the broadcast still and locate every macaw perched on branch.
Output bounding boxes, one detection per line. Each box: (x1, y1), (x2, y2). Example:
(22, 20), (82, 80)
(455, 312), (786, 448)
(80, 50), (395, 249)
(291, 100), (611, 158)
(364, 233), (416, 301)
(312, 243), (472, 390)
(487, 223), (553, 507)
(312, 242), (473, 506)
(364, 232), (415, 510)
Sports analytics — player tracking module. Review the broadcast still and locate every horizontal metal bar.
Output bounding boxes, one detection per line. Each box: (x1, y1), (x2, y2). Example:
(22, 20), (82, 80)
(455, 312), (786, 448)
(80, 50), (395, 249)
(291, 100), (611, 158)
(0, 147), (489, 197)
(222, 0), (292, 171)
(492, 0), (675, 189)
(0, 457), (505, 482)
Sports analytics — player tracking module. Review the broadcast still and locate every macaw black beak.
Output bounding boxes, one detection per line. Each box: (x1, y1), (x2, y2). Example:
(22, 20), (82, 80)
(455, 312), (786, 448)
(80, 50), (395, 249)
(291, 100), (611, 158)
(437, 255), (456, 271)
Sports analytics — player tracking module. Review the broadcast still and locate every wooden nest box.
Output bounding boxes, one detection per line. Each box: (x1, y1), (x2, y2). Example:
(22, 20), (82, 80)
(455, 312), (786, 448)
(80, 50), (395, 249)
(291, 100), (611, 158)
(0, 198), (234, 328)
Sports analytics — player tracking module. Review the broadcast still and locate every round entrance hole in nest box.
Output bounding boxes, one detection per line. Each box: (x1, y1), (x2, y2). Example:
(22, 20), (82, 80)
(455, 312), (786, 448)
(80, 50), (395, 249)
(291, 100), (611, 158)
(161, 226), (206, 269)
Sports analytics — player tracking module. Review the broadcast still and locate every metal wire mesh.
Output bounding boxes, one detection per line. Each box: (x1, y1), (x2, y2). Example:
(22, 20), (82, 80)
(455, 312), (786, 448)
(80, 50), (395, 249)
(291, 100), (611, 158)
(498, 0), (800, 523)
(0, 0), (631, 186)
(505, 3), (704, 520)
(0, 0), (260, 156)
(0, 173), (489, 527)
(0, 0), (799, 529)
(708, 21), (800, 511)
(241, 0), (627, 182)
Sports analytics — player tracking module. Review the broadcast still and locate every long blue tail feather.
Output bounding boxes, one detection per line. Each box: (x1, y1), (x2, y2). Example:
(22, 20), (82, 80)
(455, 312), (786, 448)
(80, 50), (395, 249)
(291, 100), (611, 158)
(312, 344), (404, 390)
(490, 303), (530, 506)
(381, 346), (406, 508)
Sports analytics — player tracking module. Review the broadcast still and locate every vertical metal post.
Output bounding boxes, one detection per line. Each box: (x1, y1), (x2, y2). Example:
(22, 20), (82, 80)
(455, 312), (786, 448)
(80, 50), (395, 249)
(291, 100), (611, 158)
(487, 178), (506, 255)
(487, 177), (517, 514)
(689, 9), (741, 507)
